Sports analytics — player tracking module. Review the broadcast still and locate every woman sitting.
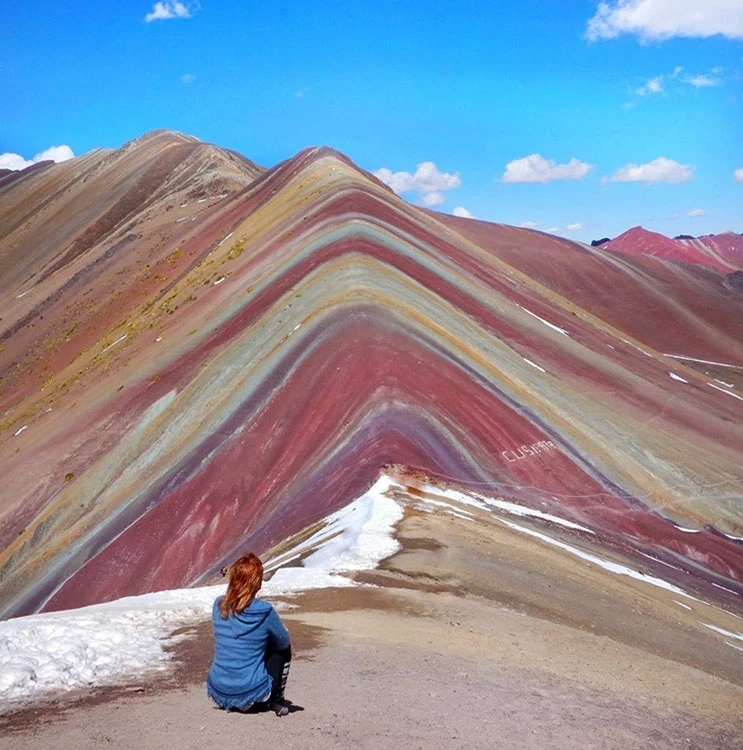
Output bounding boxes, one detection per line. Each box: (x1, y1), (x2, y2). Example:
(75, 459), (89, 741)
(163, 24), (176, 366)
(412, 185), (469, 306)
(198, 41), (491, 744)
(207, 552), (292, 716)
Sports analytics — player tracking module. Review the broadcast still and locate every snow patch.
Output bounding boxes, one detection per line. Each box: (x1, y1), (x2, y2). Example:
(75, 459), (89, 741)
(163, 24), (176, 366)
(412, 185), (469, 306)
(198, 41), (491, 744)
(519, 305), (569, 337)
(664, 354), (740, 369)
(267, 476), (402, 579)
(523, 358), (546, 373)
(413, 497), (476, 519)
(410, 483), (594, 534)
(707, 383), (743, 402)
(100, 334), (126, 355)
(621, 338), (653, 358)
(217, 232), (234, 247)
(498, 517), (701, 602)
(669, 372), (688, 383)
(702, 623), (743, 642)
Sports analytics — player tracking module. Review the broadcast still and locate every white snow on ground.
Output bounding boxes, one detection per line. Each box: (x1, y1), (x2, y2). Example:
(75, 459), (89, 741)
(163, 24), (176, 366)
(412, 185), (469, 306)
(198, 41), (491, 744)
(217, 231), (234, 247)
(411, 498), (475, 522)
(621, 338), (653, 358)
(100, 334), (126, 355)
(497, 517), (702, 602)
(664, 354), (740, 369)
(518, 305), (569, 337)
(443, 508), (476, 521)
(674, 524), (743, 547)
(711, 582), (742, 596)
(702, 623), (743, 642)
(523, 358), (546, 373)
(669, 372), (688, 383)
(265, 476), (402, 583)
(410, 482), (594, 535)
(707, 383), (743, 402)
(0, 590), (218, 708)
(0, 477), (401, 710)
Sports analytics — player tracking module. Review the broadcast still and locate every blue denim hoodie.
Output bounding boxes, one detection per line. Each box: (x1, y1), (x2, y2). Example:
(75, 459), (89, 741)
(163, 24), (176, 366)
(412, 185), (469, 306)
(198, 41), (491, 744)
(207, 595), (290, 709)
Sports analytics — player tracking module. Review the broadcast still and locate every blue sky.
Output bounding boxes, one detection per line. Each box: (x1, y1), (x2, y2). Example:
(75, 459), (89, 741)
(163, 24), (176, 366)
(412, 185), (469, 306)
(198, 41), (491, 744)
(1, 1), (741, 242)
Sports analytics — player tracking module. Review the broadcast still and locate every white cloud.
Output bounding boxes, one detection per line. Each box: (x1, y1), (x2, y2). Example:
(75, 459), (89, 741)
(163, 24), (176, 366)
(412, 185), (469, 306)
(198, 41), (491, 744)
(637, 75), (664, 96)
(180, 73), (196, 84)
(452, 207), (474, 218)
(631, 66), (723, 104)
(420, 191), (445, 207)
(501, 154), (593, 184)
(520, 220), (538, 229)
(0, 153), (30, 171)
(603, 157), (693, 184)
(686, 208), (706, 217)
(0, 144), (75, 172)
(374, 161), (461, 205)
(547, 227), (561, 234)
(735, 168), (743, 183)
(145, 1), (196, 22)
(566, 223), (585, 231)
(586, 1), (743, 42)
(375, 162), (461, 195)
(683, 73), (722, 87)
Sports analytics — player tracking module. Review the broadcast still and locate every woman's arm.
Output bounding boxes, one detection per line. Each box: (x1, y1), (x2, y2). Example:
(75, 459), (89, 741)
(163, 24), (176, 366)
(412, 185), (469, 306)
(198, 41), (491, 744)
(266, 605), (291, 649)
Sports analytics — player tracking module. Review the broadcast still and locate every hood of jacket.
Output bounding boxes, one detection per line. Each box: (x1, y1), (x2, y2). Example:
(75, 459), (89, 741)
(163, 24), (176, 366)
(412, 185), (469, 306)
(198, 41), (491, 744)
(226, 597), (273, 639)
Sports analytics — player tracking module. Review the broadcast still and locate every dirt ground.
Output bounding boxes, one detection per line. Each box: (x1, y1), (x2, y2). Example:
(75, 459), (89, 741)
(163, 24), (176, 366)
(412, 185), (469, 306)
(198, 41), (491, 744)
(2, 505), (742, 749)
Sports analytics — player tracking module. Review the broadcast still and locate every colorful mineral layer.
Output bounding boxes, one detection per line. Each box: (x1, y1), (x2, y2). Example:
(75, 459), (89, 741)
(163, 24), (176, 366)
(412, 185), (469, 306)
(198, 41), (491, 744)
(1, 131), (741, 618)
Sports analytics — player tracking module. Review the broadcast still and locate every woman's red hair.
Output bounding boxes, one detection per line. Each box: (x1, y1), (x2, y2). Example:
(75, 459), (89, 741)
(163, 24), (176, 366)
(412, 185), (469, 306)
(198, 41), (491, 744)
(220, 552), (264, 617)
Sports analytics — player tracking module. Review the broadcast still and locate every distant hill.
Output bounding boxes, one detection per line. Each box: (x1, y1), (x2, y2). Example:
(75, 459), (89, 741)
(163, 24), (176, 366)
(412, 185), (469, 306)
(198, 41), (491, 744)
(596, 226), (743, 274)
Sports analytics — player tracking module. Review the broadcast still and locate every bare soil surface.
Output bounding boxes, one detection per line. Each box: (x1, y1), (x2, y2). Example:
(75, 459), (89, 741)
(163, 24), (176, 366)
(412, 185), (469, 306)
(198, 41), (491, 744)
(3, 506), (742, 749)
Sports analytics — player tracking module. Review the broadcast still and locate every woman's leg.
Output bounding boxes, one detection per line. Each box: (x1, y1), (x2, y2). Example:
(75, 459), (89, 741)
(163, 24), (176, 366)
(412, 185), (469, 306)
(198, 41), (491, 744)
(265, 645), (291, 706)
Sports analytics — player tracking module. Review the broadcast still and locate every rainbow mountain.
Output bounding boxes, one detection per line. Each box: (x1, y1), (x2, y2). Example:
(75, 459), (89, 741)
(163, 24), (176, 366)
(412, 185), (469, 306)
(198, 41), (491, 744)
(1, 131), (741, 618)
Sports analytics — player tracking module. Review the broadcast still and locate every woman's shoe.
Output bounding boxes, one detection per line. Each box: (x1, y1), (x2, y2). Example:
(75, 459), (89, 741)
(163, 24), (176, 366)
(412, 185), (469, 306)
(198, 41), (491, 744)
(270, 700), (289, 717)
